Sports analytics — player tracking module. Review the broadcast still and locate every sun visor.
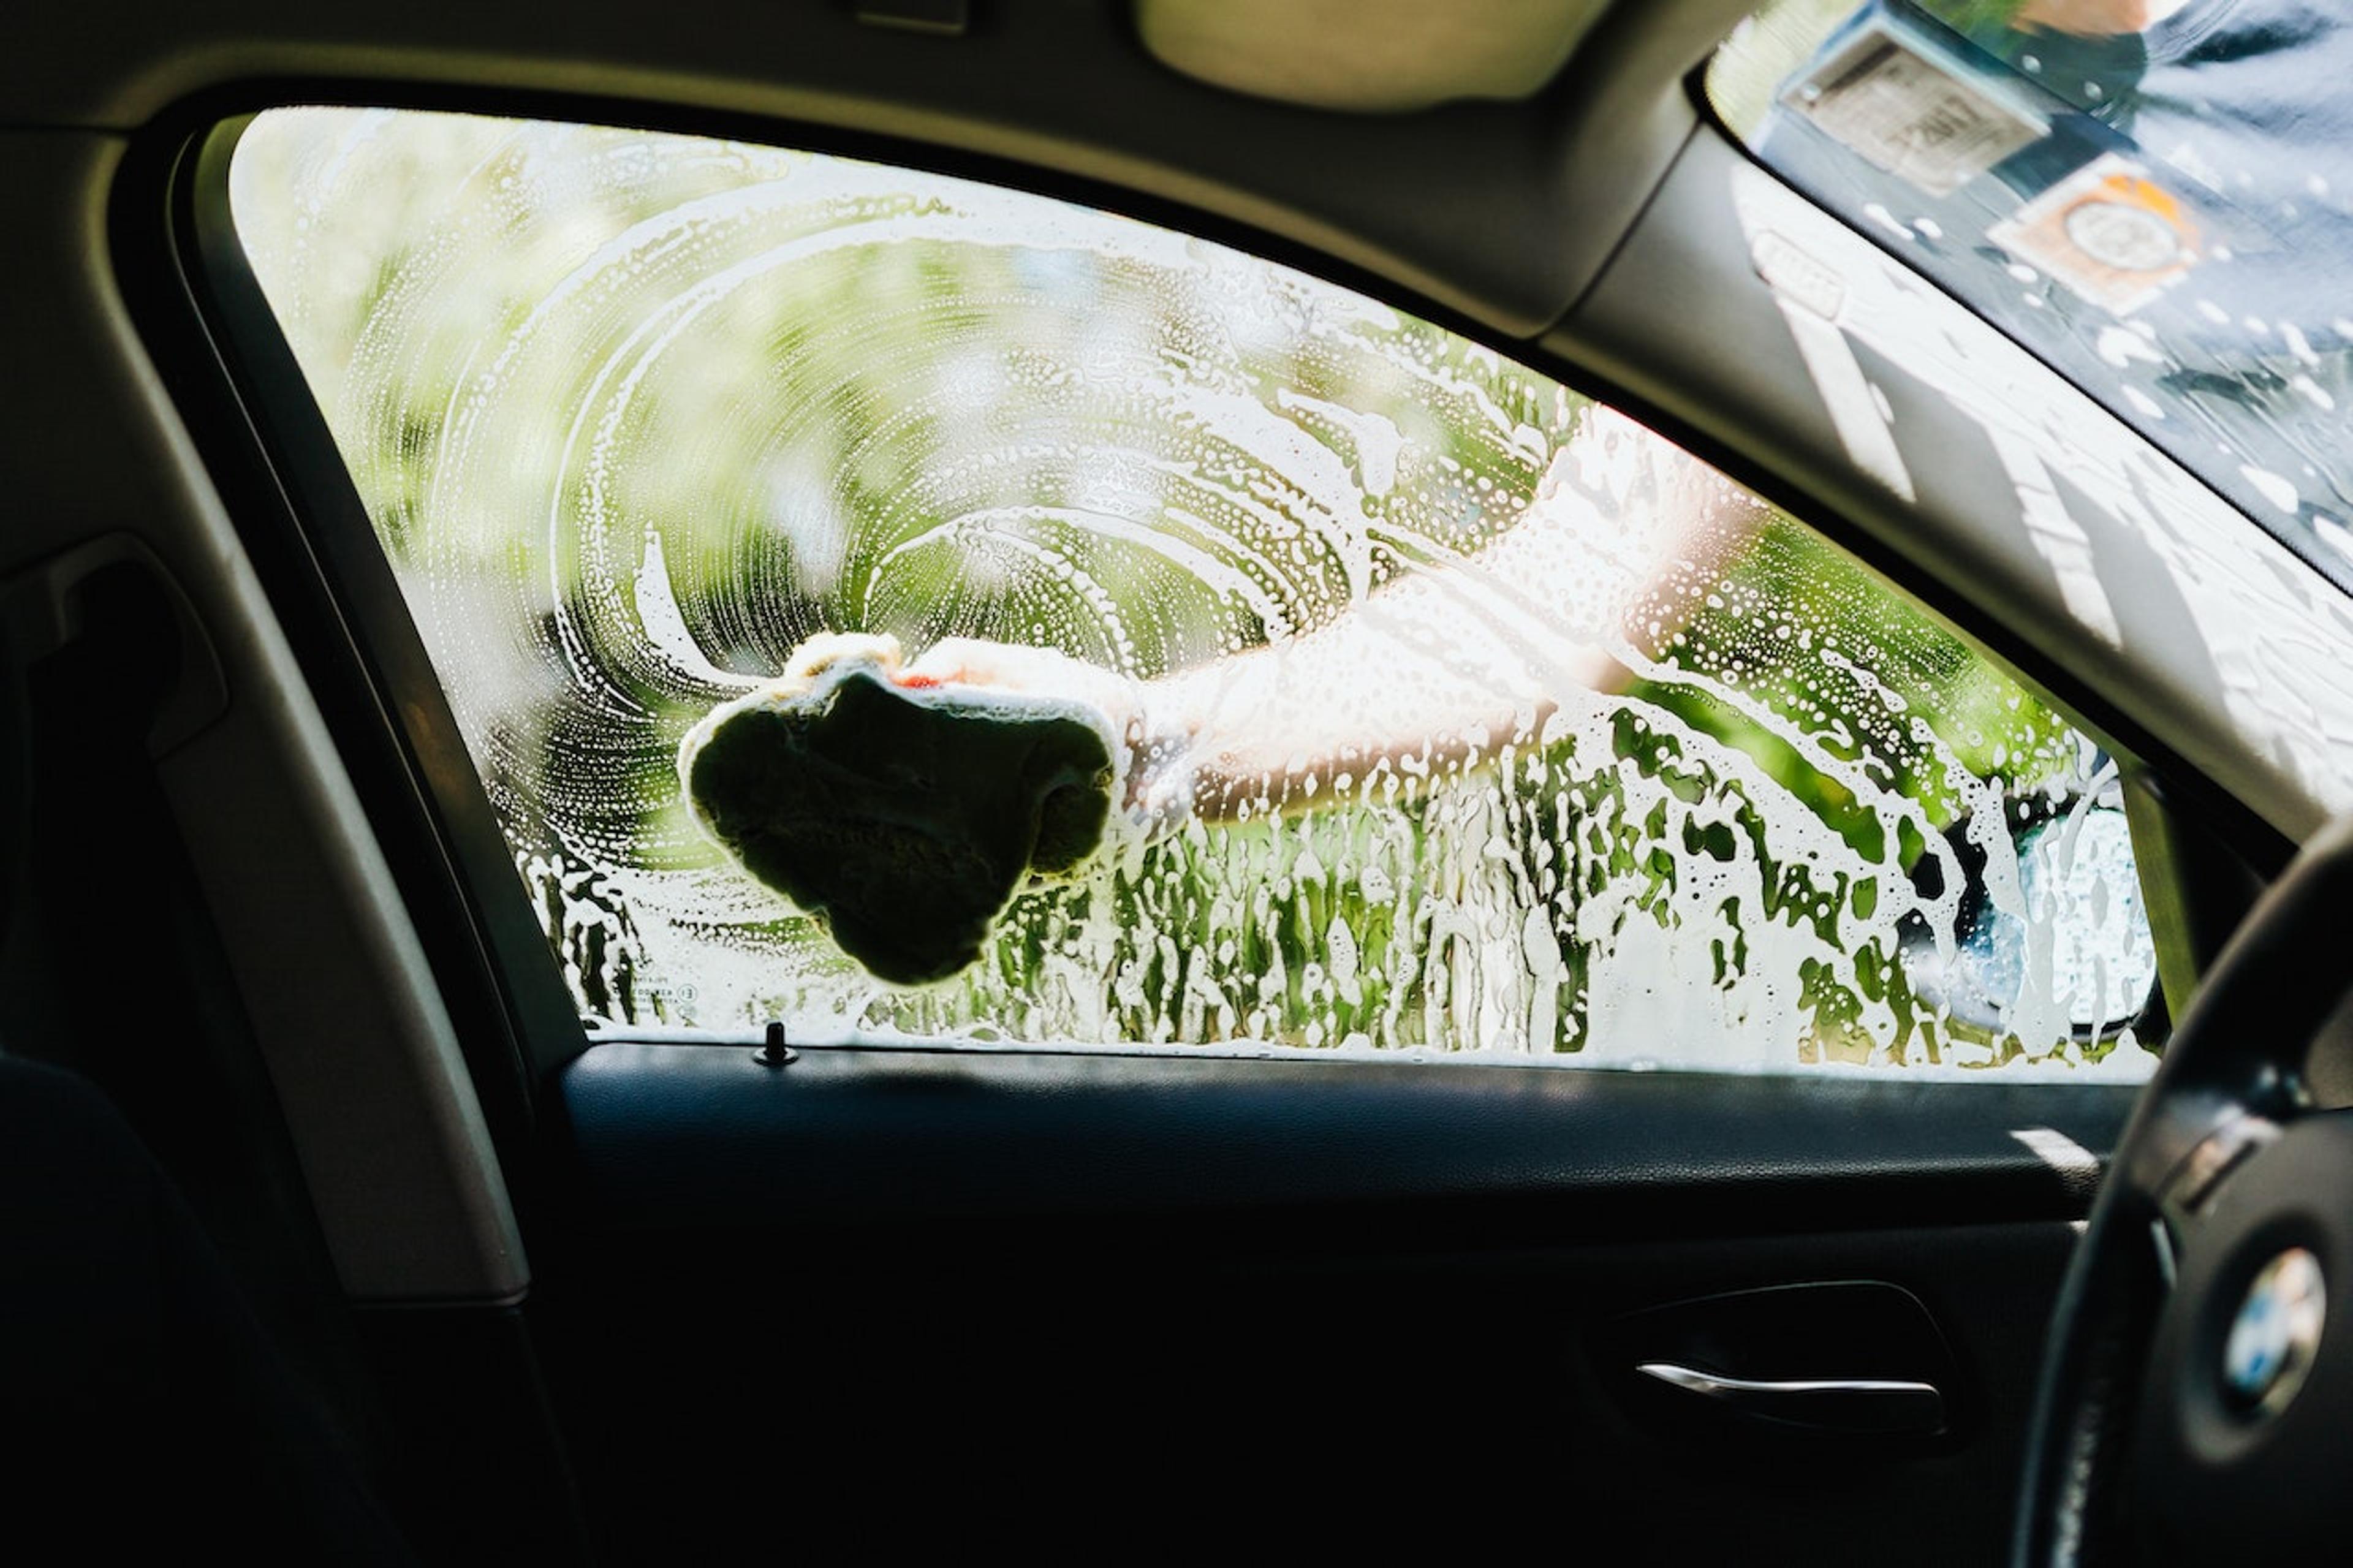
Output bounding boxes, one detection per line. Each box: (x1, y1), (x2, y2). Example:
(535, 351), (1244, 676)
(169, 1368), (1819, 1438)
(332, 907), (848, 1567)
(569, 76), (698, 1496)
(1135, 0), (1609, 112)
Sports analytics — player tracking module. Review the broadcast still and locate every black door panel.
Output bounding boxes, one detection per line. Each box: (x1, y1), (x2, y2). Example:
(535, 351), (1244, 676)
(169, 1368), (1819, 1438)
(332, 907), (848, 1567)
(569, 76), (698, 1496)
(539, 1044), (2127, 1561)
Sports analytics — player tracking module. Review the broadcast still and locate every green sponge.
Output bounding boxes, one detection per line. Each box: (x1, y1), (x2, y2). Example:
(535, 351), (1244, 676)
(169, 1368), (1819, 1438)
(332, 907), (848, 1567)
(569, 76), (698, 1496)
(681, 635), (1124, 985)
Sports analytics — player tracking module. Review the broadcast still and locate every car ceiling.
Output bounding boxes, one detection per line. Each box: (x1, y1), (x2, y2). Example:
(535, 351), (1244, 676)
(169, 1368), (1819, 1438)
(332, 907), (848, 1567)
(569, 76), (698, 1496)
(7, 0), (1753, 337)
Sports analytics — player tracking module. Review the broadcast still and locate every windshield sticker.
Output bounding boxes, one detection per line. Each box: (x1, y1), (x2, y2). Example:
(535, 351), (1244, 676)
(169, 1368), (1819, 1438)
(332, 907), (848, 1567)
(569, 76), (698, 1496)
(1782, 22), (2045, 198)
(1989, 154), (2201, 317)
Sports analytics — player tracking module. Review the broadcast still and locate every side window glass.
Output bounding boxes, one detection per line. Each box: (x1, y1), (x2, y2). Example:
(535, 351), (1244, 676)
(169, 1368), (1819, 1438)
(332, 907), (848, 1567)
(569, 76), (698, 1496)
(227, 107), (2159, 1077)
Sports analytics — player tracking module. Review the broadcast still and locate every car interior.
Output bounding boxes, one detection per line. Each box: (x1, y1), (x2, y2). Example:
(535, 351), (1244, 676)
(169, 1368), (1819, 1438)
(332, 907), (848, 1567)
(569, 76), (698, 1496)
(5, 0), (2349, 1562)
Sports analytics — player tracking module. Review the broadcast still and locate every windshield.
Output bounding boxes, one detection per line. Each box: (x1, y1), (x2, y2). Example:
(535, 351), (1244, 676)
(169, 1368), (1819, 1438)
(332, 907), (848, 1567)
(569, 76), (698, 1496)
(1711, 0), (2353, 593)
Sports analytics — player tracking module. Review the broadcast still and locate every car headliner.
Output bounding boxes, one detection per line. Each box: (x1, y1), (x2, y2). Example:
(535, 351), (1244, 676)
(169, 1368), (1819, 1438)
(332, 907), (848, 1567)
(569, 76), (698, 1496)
(7, 0), (1751, 337)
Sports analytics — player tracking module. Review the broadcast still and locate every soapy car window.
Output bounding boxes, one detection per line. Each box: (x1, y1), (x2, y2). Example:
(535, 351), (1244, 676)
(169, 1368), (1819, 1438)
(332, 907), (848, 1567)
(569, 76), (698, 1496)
(227, 107), (2159, 1076)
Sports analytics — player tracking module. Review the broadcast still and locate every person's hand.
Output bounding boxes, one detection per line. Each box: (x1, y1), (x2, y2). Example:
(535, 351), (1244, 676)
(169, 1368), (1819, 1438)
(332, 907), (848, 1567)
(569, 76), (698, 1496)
(2012, 0), (2191, 37)
(901, 637), (1203, 834)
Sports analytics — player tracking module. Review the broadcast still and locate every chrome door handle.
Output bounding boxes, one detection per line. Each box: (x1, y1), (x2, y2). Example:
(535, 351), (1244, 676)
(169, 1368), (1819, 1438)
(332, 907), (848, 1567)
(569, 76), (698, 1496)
(1634, 1362), (1946, 1434)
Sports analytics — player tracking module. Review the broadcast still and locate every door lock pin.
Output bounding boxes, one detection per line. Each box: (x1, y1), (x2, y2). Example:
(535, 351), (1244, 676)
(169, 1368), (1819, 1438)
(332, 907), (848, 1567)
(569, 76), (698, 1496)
(754, 1020), (798, 1068)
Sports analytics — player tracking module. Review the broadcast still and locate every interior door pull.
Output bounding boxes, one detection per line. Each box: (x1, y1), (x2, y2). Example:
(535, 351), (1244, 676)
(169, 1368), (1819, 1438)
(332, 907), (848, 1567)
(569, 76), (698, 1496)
(1633, 1362), (1946, 1434)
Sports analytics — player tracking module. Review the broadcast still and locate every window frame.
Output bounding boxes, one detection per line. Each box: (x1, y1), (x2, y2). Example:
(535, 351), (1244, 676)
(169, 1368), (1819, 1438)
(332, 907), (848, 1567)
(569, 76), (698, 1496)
(143, 94), (2278, 1094)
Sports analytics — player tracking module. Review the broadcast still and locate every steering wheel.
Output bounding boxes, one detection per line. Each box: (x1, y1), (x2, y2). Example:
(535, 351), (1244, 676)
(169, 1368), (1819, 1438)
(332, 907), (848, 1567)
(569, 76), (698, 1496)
(2016, 814), (2353, 1563)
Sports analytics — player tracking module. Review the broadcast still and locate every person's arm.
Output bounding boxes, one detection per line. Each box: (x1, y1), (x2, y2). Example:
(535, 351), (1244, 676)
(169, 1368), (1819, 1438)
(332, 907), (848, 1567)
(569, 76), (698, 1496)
(903, 410), (1765, 828)
(1152, 419), (1761, 819)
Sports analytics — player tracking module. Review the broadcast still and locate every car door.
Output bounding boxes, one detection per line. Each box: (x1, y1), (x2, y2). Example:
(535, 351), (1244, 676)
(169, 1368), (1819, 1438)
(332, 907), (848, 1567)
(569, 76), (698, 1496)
(4, 7), (2321, 1566)
(178, 102), (2288, 1566)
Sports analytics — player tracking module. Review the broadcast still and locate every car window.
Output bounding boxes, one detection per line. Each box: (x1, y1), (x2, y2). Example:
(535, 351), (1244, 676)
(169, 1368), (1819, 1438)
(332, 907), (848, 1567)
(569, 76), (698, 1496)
(1710, 0), (2353, 594)
(225, 106), (2159, 1077)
